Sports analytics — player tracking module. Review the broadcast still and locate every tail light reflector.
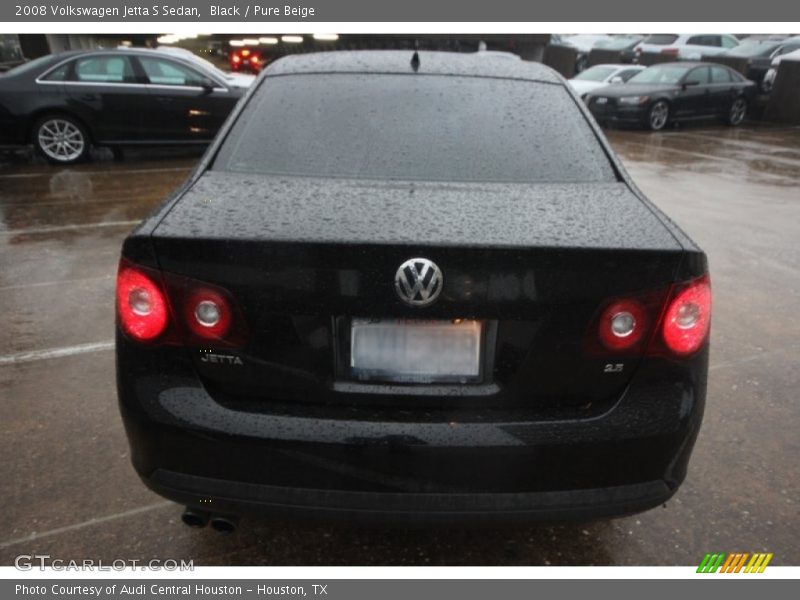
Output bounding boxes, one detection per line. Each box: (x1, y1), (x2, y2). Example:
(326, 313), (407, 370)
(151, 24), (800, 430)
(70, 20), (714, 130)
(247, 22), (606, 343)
(116, 263), (169, 342)
(661, 275), (711, 356)
(598, 299), (647, 351)
(185, 288), (233, 341)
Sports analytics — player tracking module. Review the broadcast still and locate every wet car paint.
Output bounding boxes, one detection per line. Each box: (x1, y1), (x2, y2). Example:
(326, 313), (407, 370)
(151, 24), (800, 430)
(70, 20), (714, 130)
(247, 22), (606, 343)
(0, 126), (798, 564)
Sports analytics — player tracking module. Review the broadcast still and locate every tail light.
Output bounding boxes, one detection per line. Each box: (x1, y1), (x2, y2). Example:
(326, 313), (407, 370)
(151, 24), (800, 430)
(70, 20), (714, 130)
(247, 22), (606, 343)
(661, 275), (711, 356)
(590, 274), (711, 358)
(232, 54), (241, 64)
(116, 261), (169, 342)
(116, 259), (247, 347)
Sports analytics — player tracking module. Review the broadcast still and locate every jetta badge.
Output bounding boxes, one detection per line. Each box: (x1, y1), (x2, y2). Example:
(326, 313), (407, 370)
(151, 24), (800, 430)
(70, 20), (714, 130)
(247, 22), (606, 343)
(394, 258), (443, 307)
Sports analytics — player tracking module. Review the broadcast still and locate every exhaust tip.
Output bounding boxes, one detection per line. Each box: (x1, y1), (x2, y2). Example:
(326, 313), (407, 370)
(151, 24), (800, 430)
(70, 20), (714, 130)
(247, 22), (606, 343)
(210, 514), (239, 534)
(181, 508), (210, 529)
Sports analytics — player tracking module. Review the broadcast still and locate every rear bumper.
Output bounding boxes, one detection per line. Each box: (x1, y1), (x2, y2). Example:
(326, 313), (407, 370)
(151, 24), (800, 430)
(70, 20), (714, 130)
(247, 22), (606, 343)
(117, 334), (707, 523)
(147, 469), (675, 524)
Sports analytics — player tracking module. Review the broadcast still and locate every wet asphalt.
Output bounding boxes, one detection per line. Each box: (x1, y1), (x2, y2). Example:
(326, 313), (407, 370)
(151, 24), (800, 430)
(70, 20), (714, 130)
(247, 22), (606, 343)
(0, 125), (798, 566)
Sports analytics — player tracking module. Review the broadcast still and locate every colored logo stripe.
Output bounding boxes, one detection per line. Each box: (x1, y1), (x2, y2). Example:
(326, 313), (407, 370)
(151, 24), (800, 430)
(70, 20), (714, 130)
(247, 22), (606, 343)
(697, 553), (726, 573)
(745, 553), (773, 573)
(697, 552), (773, 573)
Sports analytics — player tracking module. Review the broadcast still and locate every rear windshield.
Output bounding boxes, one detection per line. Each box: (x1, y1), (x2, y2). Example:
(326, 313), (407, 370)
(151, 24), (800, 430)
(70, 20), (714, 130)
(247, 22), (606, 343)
(213, 73), (616, 184)
(724, 41), (778, 57)
(643, 35), (679, 45)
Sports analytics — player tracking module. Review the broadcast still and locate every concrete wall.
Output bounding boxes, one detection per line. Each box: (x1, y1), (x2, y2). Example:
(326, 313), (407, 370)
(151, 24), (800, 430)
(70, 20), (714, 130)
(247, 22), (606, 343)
(587, 48), (624, 67)
(543, 45), (577, 78)
(637, 52), (676, 67)
(764, 60), (800, 125)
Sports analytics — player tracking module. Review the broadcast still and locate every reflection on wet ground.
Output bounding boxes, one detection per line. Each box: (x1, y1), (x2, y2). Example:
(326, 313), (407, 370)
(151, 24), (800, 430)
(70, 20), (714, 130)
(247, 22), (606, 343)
(0, 127), (798, 565)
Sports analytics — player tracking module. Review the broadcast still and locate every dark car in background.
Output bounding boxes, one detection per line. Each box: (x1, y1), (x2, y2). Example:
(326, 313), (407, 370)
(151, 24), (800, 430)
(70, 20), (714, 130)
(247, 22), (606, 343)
(0, 48), (245, 164)
(592, 36), (645, 64)
(586, 62), (756, 130)
(719, 38), (800, 91)
(116, 51), (711, 529)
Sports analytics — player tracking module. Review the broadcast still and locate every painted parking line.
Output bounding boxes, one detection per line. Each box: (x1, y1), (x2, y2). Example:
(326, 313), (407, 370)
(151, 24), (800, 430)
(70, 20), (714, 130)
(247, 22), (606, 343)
(0, 220), (140, 236)
(0, 341), (114, 366)
(0, 501), (173, 550)
(0, 167), (190, 180)
(0, 274), (114, 293)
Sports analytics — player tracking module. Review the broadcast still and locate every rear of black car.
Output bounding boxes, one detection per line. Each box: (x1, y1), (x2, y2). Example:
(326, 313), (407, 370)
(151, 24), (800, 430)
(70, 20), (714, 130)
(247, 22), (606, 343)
(116, 52), (710, 524)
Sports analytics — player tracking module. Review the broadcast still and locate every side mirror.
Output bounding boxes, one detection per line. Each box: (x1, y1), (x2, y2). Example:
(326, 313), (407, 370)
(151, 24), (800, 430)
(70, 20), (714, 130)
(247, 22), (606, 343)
(682, 80), (700, 90)
(200, 77), (216, 94)
(609, 76), (624, 84)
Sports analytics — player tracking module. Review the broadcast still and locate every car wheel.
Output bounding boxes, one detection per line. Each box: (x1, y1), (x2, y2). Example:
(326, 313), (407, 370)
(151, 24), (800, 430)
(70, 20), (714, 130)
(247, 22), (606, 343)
(647, 100), (670, 131)
(33, 115), (90, 165)
(728, 97), (747, 126)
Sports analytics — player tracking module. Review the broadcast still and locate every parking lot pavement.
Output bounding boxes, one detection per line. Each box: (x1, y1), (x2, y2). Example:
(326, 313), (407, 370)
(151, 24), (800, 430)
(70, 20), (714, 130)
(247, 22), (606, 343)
(1, 126), (798, 566)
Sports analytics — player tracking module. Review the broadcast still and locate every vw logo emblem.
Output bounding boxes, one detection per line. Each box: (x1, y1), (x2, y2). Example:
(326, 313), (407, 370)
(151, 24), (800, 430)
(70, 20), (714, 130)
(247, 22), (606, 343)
(394, 258), (443, 307)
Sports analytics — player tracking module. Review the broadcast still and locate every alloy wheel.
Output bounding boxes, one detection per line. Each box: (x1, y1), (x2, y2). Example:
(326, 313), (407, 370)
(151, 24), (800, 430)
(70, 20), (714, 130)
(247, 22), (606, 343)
(37, 118), (86, 163)
(648, 101), (669, 131)
(729, 98), (746, 126)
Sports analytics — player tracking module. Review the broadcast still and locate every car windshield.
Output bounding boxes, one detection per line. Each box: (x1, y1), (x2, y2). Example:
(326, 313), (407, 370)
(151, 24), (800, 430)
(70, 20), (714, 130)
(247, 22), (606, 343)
(574, 66), (618, 81)
(628, 65), (689, 84)
(595, 38), (639, 50)
(2, 54), (53, 76)
(642, 34), (679, 45)
(214, 73), (616, 184)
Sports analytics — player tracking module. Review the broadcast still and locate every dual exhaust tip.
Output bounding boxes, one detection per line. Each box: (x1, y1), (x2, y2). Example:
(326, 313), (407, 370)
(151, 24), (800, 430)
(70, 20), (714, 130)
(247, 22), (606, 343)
(181, 507), (239, 533)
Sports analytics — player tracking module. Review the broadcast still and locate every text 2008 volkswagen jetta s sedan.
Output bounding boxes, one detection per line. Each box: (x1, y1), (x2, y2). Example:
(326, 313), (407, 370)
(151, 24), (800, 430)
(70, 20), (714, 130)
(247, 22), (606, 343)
(116, 51), (710, 530)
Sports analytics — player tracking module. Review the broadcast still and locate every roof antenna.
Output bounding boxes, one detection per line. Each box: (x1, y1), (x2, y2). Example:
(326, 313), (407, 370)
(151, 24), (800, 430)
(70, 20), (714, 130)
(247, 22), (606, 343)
(410, 40), (420, 72)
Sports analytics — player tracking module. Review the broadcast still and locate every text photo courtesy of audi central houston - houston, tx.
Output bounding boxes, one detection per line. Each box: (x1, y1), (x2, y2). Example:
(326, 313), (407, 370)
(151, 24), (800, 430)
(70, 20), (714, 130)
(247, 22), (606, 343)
(0, 27), (798, 571)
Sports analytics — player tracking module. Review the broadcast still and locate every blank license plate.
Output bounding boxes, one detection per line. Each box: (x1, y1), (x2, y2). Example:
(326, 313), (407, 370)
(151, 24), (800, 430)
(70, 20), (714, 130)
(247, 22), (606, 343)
(350, 318), (482, 383)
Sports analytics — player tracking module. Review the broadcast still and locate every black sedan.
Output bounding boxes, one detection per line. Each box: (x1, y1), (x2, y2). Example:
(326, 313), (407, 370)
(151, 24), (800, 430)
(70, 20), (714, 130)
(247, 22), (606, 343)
(0, 48), (245, 164)
(116, 51), (710, 529)
(586, 62), (756, 131)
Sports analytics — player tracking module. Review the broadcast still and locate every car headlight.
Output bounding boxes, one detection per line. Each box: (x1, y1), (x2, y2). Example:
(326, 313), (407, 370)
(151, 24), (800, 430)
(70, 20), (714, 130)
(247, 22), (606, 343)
(618, 95), (650, 105)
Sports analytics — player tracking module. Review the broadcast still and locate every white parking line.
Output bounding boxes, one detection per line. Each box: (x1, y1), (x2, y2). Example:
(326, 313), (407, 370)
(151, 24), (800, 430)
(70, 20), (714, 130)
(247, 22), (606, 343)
(0, 220), (139, 236)
(0, 167), (190, 180)
(0, 274), (113, 292)
(0, 341), (114, 366)
(0, 501), (173, 550)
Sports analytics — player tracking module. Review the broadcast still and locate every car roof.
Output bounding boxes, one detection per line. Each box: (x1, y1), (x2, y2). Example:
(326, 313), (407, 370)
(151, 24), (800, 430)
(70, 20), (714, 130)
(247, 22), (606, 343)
(590, 63), (645, 69)
(264, 50), (562, 83)
(656, 61), (727, 68)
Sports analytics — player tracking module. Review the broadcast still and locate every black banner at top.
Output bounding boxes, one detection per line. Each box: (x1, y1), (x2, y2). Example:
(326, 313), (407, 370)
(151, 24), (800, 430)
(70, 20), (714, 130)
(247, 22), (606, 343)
(3, 0), (798, 22)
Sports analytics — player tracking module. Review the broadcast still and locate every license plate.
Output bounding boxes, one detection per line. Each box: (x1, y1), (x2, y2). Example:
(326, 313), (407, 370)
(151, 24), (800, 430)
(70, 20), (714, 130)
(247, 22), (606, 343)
(350, 318), (482, 383)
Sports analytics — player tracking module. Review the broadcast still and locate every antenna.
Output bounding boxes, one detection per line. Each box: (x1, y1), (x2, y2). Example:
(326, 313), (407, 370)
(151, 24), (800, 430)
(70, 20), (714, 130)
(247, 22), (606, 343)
(411, 39), (420, 72)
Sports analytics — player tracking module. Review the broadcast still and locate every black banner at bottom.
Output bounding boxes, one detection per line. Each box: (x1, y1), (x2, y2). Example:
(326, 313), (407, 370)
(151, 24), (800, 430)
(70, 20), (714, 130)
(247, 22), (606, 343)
(3, 579), (790, 600)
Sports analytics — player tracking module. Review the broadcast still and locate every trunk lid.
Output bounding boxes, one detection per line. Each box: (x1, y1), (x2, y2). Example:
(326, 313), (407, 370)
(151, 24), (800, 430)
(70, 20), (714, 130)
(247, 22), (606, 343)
(151, 172), (684, 412)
